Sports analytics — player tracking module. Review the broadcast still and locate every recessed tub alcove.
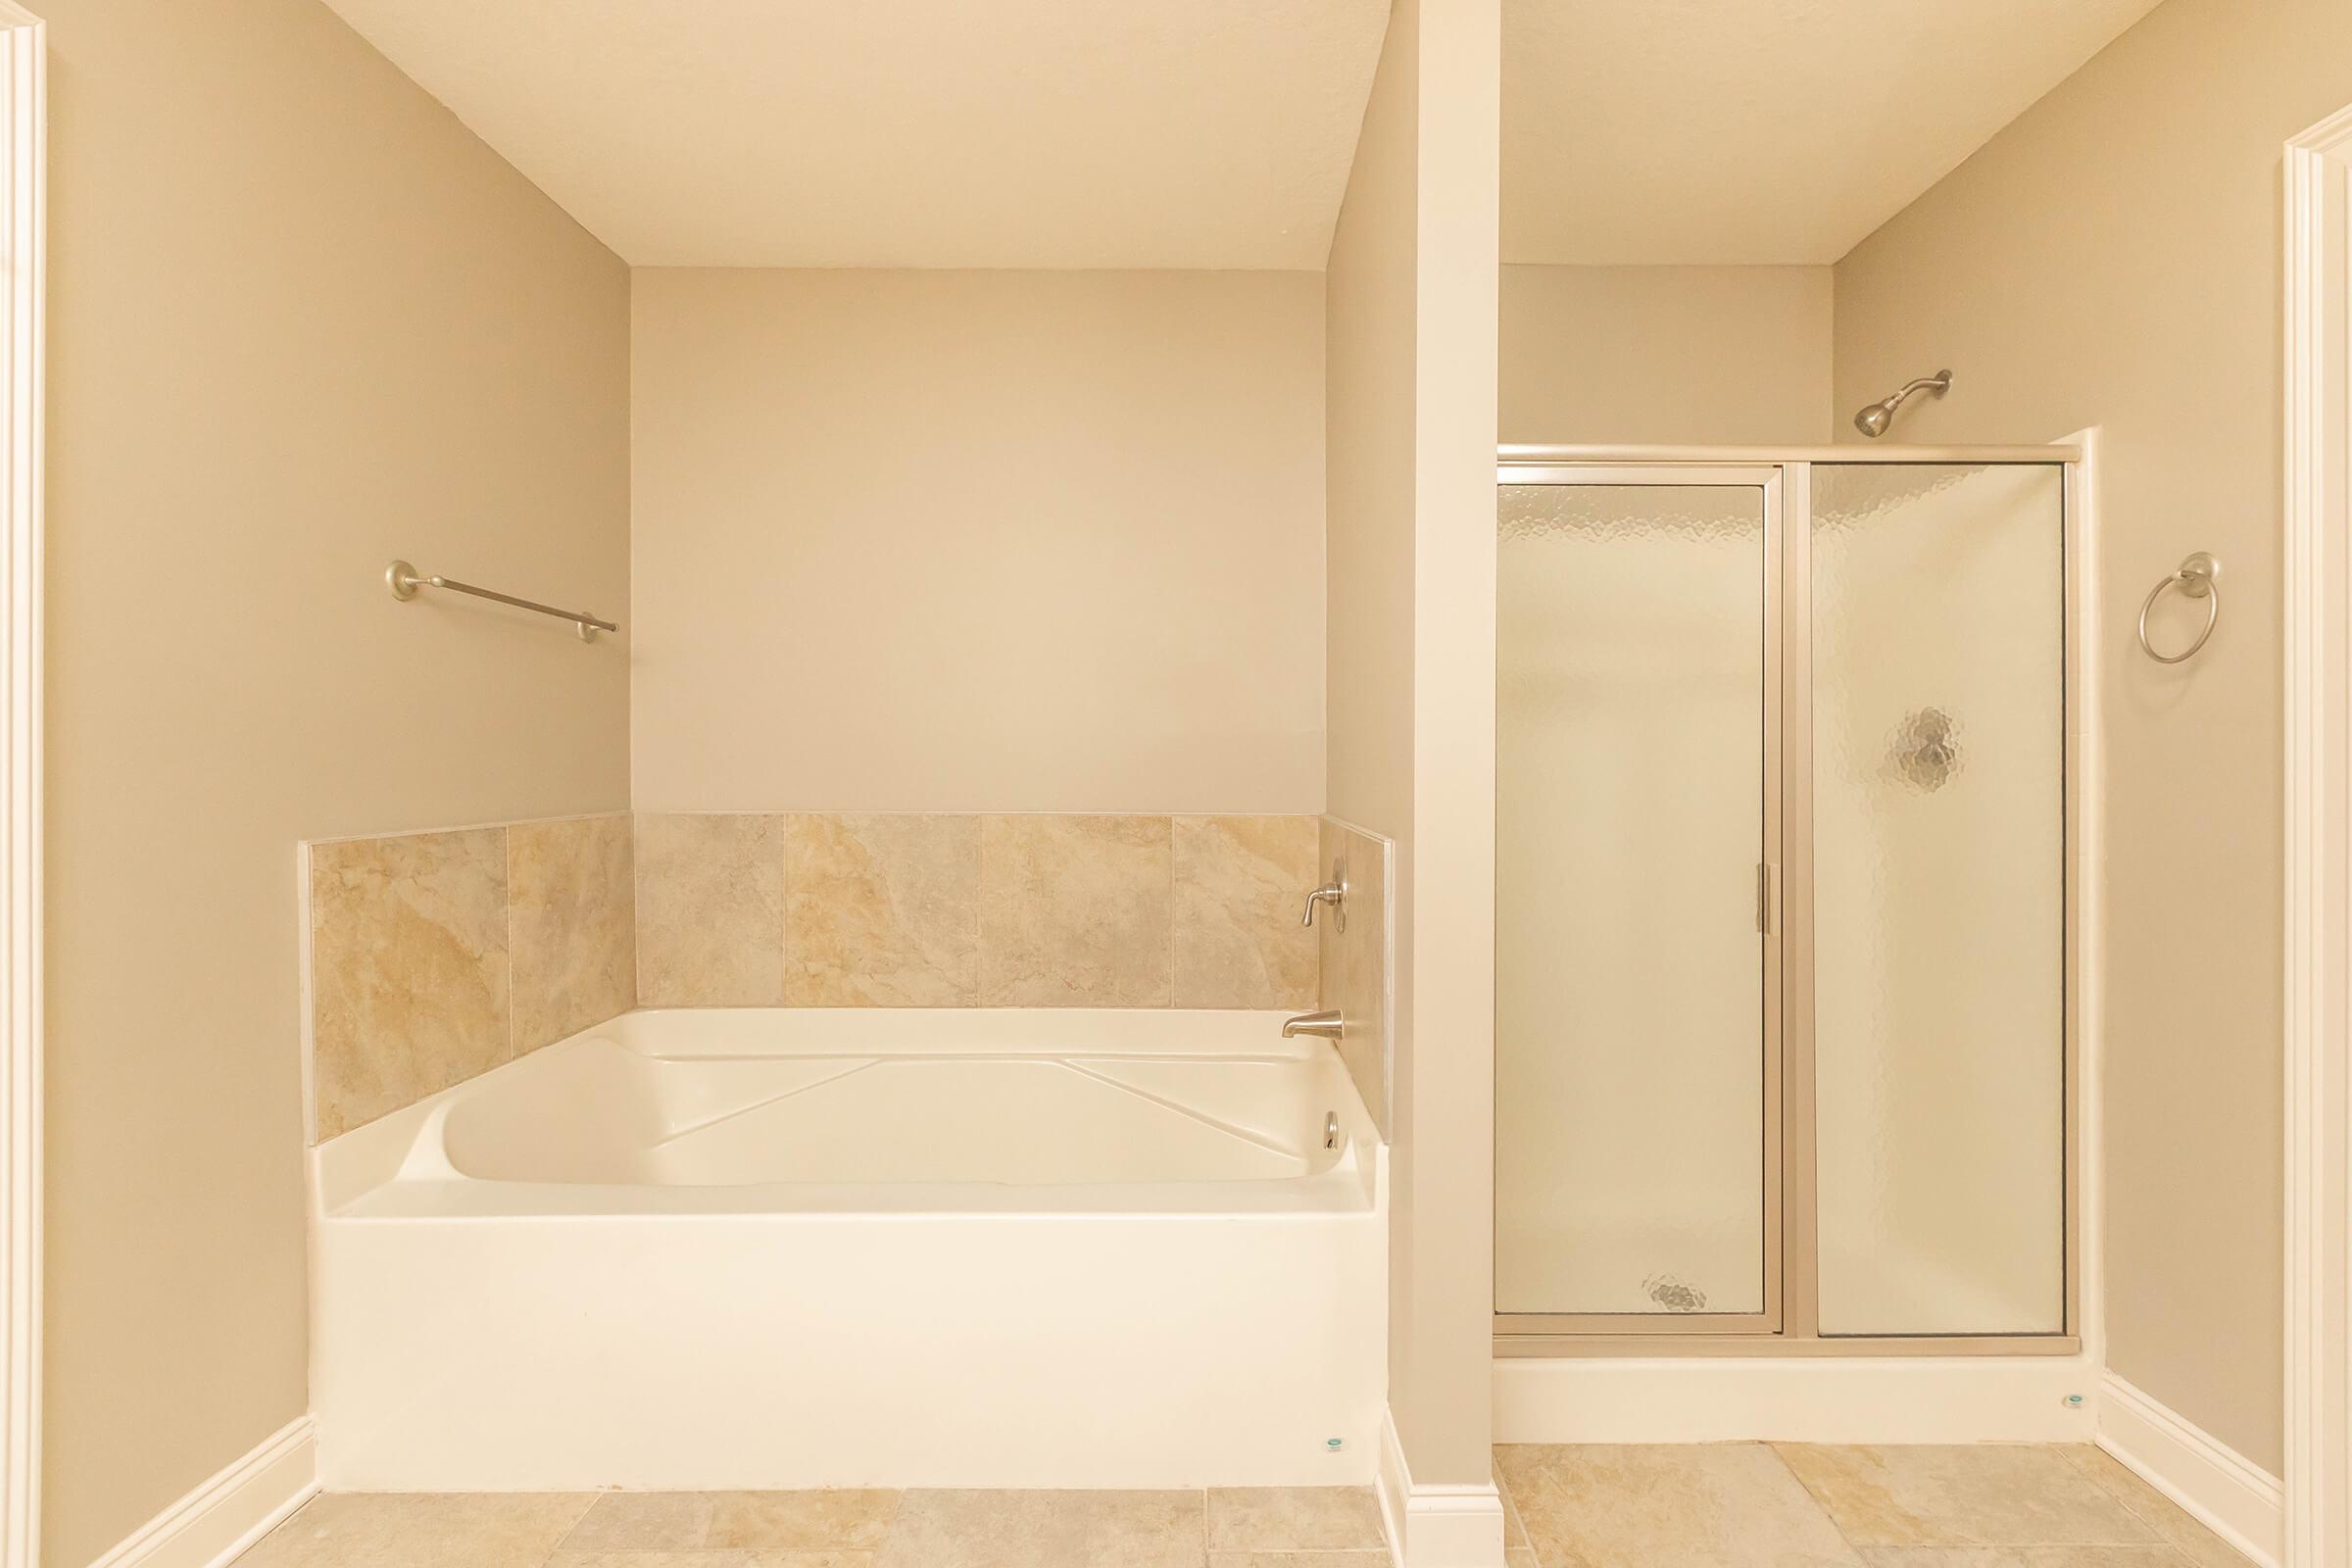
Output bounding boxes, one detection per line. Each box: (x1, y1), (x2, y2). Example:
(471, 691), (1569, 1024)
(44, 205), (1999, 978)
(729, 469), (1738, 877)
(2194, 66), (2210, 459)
(309, 1006), (1387, 1493)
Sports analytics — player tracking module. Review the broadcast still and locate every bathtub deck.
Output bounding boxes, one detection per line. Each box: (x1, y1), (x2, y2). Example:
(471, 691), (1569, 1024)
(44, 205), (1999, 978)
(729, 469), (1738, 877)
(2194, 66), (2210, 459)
(225, 1445), (2250, 1567)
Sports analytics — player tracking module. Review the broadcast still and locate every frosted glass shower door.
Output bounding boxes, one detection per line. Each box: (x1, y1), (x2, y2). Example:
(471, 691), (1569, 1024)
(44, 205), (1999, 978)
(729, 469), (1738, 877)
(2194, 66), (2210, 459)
(1495, 475), (1778, 1326)
(1809, 463), (2066, 1336)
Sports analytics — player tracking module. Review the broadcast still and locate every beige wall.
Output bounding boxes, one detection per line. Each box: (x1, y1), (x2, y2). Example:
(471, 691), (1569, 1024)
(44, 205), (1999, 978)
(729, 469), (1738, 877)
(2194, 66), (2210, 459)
(1833, 0), (2352, 1473)
(629, 269), (1326, 815)
(40, 0), (630, 1558)
(1326, 0), (1500, 1492)
(1500, 265), (1835, 445)
(1325, 0), (1426, 1479)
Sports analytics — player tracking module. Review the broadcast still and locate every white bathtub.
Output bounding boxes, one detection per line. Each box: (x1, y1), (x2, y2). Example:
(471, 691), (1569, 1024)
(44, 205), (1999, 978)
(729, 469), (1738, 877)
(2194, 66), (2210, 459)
(311, 1007), (1387, 1492)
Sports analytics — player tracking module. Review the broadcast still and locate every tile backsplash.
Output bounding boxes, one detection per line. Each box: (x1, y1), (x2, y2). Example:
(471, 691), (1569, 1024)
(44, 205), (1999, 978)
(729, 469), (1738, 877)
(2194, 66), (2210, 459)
(306, 814), (633, 1141)
(303, 809), (1336, 1141)
(641, 812), (1317, 1011)
(1318, 816), (1392, 1138)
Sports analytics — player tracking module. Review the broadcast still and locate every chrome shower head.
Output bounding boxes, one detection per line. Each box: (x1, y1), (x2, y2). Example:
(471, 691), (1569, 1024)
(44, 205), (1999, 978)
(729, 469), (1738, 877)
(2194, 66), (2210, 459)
(1853, 368), (1953, 439)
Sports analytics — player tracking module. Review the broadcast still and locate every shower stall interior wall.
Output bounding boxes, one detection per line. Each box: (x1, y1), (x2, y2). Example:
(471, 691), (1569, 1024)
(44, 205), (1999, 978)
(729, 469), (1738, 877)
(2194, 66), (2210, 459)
(1494, 450), (2077, 1353)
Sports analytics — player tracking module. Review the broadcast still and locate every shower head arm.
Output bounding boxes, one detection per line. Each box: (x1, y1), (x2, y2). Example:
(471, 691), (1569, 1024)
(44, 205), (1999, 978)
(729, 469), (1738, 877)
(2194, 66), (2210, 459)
(1891, 370), (1954, 402)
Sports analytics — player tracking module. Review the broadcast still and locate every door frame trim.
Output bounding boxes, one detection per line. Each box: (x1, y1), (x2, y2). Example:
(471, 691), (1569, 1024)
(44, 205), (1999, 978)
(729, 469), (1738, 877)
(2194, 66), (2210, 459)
(2281, 100), (2352, 1568)
(0, 7), (40, 1563)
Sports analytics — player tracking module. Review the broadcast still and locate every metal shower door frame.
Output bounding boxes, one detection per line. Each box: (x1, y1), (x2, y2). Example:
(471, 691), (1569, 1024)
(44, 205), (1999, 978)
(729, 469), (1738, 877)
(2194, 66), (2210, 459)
(1491, 462), (1786, 1339)
(1493, 447), (2083, 1359)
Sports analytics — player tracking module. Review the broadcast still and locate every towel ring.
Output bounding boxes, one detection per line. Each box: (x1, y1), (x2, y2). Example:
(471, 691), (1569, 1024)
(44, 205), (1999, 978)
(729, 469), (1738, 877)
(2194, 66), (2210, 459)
(2137, 552), (2222, 664)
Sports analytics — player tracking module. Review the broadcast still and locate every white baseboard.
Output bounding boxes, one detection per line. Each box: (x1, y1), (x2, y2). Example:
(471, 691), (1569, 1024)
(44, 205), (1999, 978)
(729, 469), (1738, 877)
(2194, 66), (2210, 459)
(87, 1416), (318, 1568)
(2097, 1372), (2282, 1568)
(1375, 1406), (1505, 1568)
(1494, 1354), (2098, 1445)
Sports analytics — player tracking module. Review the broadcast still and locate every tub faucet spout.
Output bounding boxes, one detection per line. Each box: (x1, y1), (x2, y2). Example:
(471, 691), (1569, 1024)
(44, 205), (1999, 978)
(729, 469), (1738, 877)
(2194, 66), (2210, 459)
(1282, 1009), (1344, 1041)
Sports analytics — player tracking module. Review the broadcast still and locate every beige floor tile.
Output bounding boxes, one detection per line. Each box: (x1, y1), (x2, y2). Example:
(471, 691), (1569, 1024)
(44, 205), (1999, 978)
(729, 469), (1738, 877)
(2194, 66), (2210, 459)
(549, 1554), (874, 1568)
(2056, 1446), (2255, 1567)
(1855, 1550), (2191, 1567)
(234, 1493), (596, 1568)
(563, 1492), (716, 1549)
(1206, 1487), (1386, 1550)
(1507, 1550), (1541, 1568)
(708, 1490), (903, 1549)
(1496, 1461), (1534, 1553)
(1496, 1443), (1862, 1566)
(1777, 1446), (2159, 1549)
(1205, 1554), (1392, 1568)
(877, 1488), (1206, 1568)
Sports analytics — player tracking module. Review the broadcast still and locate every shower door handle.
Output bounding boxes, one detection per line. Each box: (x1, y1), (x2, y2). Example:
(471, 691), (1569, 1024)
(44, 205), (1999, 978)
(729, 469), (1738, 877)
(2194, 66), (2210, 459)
(1756, 862), (1778, 937)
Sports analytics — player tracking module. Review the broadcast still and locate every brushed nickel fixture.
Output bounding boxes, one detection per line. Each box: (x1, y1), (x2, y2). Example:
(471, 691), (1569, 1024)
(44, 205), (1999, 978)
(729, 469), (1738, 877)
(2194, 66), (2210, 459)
(2136, 551), (2221, 664)
(1891, 706), (1961, 792)
(1301, 864), (1348, 932)
(1852, 369), (1954, 438)
(386, 560), (616, 642)
(1282, 1009), (1344, 1041)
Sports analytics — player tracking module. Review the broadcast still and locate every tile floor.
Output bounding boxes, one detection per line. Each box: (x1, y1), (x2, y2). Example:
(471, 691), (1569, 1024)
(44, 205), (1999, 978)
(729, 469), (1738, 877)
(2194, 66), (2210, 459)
(1496, 1444), (2253, 1568)
(229, 1446), (2255, 1568)
(229, 1483), (1390, 1568)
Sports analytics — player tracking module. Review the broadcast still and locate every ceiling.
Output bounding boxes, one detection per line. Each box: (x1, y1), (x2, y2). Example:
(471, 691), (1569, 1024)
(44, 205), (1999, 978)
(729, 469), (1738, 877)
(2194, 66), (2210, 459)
(1503, 0), (2165, 266)
(319, 0), (1391, 270)
(327, 0), (2163, 272)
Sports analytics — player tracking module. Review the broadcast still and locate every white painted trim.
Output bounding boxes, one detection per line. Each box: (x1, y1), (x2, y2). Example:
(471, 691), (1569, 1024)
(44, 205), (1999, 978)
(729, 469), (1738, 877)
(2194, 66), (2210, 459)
(2064, 427), (2106, 1382)
(2285, 100), (2352, 1568)
(0, 9), (38, 1566)
(2100, 1372), (2285, 1568)
(1493, 1355), (2097, 1445)
(1375, 1406), (1505, 1568)
(85, 1417), (318, 1568)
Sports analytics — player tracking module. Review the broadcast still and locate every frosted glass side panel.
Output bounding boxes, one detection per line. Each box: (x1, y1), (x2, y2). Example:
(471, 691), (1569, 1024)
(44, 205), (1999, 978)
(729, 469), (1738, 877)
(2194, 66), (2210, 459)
(1812, 464), (2065, 1336)
(1496, 484), (1767, 1318)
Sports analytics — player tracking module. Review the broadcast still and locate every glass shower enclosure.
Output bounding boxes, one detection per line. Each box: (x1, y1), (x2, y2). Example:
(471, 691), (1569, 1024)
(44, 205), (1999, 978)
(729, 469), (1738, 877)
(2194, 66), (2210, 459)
(1494, 450), (2077, 1349)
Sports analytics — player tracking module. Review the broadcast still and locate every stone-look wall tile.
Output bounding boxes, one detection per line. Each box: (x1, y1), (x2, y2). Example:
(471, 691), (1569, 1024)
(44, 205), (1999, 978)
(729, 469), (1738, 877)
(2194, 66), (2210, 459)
(978, 815), (1173, 1006)
(1173, 816), (1320, 1008)
(509, 814), (636, 1053)
(785, 813), (980, 1005)
(636, 812), (787, 1005)
(1319, 817), (1390, 1138)
(309, 827), (511, 1140)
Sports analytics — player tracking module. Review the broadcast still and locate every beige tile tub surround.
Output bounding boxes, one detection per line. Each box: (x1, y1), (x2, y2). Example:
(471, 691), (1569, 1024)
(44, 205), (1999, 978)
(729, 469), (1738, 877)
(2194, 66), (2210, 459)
(978, 813), (1176, 1005)
(787, 813), (982, 1005)
(633, 811), (1315, 1011)
(308, 814), (637, 1140)
(636, 810), (789, 1005)
(510, 814), (638, 1052)
(308, 828), (512, 1142)
(312, 810), (1321, 1137)
(1172, 816), (1321, 1008)
(1317, 817), (1391, 1134)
